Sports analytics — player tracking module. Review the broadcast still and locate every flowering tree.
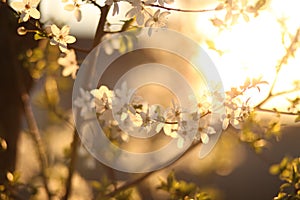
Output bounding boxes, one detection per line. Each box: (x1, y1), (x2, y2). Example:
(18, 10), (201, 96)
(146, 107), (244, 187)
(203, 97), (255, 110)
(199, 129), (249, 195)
(0, 0), (300, 199)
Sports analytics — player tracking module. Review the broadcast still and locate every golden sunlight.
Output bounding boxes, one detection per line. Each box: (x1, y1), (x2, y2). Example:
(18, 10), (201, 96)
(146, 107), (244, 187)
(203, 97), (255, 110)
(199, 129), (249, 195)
(196, 0), (300, 107)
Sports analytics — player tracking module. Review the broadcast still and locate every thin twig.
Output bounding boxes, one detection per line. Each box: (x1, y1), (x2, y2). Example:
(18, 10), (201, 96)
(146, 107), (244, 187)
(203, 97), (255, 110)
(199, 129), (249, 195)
(255, 107), (299, 116)
(21, 92), (52, 199)
(257, 28), (300, 108)
(62, 129), (79, 200)
(143, 3), (219, 13)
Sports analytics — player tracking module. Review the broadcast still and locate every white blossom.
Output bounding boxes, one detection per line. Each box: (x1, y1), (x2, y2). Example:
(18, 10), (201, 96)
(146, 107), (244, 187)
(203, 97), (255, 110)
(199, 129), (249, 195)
(126, 0), (149, 26)
(57, 49), (79, 79)
(145, 9), (170, 28)
(11, 0), (41, 22)
(74, 88), (95, 117)
(90, 85), (114, 114)
(50, 24), (76, 52)
(63, 0), (83, 22)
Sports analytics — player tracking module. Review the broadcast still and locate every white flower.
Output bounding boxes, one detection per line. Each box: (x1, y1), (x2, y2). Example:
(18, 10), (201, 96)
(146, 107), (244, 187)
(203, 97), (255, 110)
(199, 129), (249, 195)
(126, 0), (149, 26)
(162, 100), (181, 138)
(221, 95), (252, 130)
(145, 9), (170, 35)
(90, 85), (114, 114)
(11, 0), (41, 22)
(145, 9), (170, 28)
(74, 88), (95, 117)
(221, 106), (241, 130)
(112, 82), (136, 128)
(57, 49), (79, 79)
(105, 0), (120, 16)
(138, 104), (162, 133)
(50, 24), (76, 52)
(63, 0), (83, 22)
(196, 118), (216, 144)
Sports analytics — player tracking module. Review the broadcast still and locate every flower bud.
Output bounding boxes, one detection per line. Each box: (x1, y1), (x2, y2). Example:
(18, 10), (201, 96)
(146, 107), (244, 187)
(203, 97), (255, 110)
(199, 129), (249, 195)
(17, 26), (27, 35)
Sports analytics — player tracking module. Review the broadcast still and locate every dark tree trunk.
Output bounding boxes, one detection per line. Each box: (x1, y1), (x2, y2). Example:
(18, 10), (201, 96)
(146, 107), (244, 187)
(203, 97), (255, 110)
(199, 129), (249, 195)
(0, 3), (35, 183)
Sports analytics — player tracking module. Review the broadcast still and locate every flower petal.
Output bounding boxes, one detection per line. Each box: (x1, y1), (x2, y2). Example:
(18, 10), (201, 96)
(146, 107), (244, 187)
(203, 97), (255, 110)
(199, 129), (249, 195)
(65, 35), (76, 44)
(64, 4), (75, 11)
(61, 25), (70, 36)
(30, 0), (41, 7)
(11, 2), (25, 11)
(159, 11), (170, 19)
(51, 24), (60, 36)
(58, 42), (68, 52)
(74, 8), (82, 22)
(29, 8), (40, 19)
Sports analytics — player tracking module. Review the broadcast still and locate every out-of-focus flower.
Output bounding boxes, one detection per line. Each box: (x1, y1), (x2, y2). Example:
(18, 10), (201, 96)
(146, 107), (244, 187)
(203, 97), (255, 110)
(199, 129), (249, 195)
(145, 9), (170, 29)
(90, 85), (114, 114)
(102, 34), (121, 55)
(50, 24), (76, 52)
(196, 118), (216, 144)
(74, 88), (95, 117)
(162, 100), (181, 138)
(126, 0), (149, 26)
(63, 0), (83, 22)
(105, 0), (120, 16)
(11, 0), (41, 22)
(222, 94), (252, 130)
(57, 49), (79, 79)
(138, 104), (162, 133)
(112, 82), (135, 125)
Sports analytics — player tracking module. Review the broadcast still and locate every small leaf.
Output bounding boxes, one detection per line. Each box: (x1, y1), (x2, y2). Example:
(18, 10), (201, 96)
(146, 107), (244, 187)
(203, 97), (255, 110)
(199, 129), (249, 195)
(34, 33), (45, 40)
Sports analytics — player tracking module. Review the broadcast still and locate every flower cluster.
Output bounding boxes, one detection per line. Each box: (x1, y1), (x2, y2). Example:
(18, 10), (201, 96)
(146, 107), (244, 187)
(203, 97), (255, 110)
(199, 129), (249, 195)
(221, 77), (267, 130)
(11, 0), (41, 22)
(74, 82), (220, 148)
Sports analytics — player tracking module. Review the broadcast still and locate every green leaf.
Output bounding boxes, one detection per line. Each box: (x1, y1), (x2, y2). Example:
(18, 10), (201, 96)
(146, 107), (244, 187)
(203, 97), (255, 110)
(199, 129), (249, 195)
(34, 33), (45, 40)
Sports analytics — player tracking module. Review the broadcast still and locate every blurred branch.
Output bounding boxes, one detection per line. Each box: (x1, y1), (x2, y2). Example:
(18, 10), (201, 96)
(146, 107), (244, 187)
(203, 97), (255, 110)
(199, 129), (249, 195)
(257, 28), (300, 108)
(62, 129), (79, 200)
(92, 3), (110, 47)
(105, 140), (202, 198)
(69, 46), (92, 53)
(143, 3), (220, 13)
(271, 88), (300, 97)
(255, 107), (299, 116)
(21, 92), (51, 199)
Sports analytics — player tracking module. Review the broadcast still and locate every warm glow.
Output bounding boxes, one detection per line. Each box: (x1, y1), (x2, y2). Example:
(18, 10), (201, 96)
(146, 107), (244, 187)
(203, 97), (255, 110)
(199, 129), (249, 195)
(195, 0), (300, 106)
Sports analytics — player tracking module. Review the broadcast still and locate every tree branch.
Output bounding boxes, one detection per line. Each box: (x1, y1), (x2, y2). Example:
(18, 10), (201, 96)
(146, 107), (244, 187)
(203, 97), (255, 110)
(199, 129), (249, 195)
(21, 92), (51, 199)
(105, 140), (202, 198)
(62, 129), (79, 200)
(93, 4), (110, 47)
(143, 3), (219, 13)
(257, 28), (300, 108)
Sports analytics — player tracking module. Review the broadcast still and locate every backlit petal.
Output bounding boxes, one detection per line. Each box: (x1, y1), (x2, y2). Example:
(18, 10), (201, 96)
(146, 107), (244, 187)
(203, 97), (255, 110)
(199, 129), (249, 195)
(29, 8), (40, 19)
(65, 35), (76, 44)
(51, 24), (60, 36)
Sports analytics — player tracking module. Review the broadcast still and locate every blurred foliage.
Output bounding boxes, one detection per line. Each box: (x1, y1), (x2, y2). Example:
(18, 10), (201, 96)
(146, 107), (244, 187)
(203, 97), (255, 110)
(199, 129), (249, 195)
(157, 171), (212, 200)
(91, 176), (136, 200)
(270, 157), (300, 200)
(241, 112), (281, 153)
(0, 171), (37, 200)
